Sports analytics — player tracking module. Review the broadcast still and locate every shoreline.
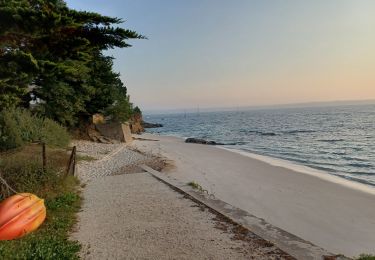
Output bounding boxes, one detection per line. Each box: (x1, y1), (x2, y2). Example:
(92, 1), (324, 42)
(133, 133), (375, 257)
(219, 146), (375, 196)
(149, 132), (375, 194)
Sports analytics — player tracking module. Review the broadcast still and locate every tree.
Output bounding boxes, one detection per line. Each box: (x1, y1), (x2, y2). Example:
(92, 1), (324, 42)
(0, 0), (144, 126)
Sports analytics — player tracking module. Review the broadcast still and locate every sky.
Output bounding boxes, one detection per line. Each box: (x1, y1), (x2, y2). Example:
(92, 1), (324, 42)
(65, 0), (375, 111)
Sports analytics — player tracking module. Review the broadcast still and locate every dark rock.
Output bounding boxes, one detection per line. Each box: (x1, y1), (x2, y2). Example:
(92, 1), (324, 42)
(142, 121), (163, 128)
(185, 138), (223, 145)
(260, 132), (277, 136)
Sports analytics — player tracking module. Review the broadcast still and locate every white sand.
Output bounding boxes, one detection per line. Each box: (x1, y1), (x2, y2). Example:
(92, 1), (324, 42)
(133, 133), (375, 257)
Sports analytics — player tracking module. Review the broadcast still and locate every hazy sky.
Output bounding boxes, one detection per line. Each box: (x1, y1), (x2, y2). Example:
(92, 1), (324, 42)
(66, 0), (375, 111)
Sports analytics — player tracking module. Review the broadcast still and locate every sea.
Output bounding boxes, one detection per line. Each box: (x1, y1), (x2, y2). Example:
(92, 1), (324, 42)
(144, 104), (375, 186)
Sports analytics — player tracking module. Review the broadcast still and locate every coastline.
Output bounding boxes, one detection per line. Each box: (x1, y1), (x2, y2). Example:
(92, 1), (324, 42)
(133, 133), (375, 257)
(219, 146), (375, 196)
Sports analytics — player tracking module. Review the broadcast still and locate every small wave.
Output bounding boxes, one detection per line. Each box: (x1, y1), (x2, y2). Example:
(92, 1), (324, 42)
(342, 156), (367, 162)
(345, 171), (373, 176)
(318, 139), (345, 143)
(225, 141), (247, 145)
(346, 162), (372, 168)
(282, 130), (316, 134)
(331, 151), (346, 155)
(239, 130), (277, 136)
(261, 132), (277, 136)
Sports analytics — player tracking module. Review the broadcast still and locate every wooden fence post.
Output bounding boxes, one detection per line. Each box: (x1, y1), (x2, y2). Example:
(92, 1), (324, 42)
(42, 142), (46, 172)
(66, 146), (77, 177)
(72, 146), (76, 176)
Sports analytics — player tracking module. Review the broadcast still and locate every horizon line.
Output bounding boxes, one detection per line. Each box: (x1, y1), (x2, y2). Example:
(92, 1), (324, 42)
(143, 98), (375, 115)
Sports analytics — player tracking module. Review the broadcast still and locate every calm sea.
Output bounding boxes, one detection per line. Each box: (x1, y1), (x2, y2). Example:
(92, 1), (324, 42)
(145, 104), (375, 186)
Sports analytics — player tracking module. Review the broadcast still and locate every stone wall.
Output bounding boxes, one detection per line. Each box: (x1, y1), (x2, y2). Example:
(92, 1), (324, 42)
(95, 122), (133, 143)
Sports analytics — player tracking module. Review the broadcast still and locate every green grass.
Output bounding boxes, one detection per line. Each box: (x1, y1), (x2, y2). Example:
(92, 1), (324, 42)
(358, 254), (375, 260)
(187, 181), (208, 194)
(0, 108), (70, 151)
(77, 154), (97, 162)
(0, 145), (81, 259)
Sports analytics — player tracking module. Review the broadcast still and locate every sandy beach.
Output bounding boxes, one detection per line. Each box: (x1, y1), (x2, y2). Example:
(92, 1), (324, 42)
(133, 133), (375, 257)
(72, 140), (292, 259)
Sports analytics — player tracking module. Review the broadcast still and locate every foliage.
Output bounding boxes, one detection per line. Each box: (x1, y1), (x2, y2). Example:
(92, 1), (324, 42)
(187, 181), (209, 194)
(104, 89), (133, 123)
(0, 0), (144, 126)
(133, 106), (142, 115)
(0, 145), (81, 259)
(357, 254), (375, 260)
(0, 51), (39, 108)
(40, 117), (71, 148)
(0, 108), (70, 151)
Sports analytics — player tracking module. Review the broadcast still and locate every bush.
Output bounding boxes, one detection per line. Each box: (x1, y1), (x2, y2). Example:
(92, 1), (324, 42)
(358, 254), (375, 260)
(0, 108), (70, 151)
(40, 118), (71, 148)
(0, 109), (24, 150)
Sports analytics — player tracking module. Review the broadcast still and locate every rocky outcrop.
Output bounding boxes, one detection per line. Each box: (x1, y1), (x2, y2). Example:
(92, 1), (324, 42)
(185, 138), (223, 145)
(130, 113), (163, 133)
(142, 121), (163, 128)
(130, 113), (144, 134)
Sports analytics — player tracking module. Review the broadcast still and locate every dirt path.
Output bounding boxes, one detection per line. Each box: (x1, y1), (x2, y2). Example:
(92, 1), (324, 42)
(71, 172), (288, 259)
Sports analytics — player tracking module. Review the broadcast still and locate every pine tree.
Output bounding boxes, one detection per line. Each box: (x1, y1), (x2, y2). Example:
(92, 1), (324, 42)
(0, 0), (144, 125)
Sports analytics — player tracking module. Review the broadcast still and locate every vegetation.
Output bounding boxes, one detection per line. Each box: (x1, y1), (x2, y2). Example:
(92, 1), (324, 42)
(187, 181), (209, 194)
(0, 108), (70, 151)
(0, 0), (144, 126)
(77, 154), (97, 162)
(0, 145), (81, 259)
(357, 254), (375, 260)
(133, 106), (142, 115)
(0, 0), (143, 258)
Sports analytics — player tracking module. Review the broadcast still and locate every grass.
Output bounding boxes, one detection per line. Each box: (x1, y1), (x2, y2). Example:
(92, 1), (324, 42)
(77, 154), (97, 162)
(358, 254), (375, 260)
(187, 181), (209, 194)
(0, 144), (81, 259)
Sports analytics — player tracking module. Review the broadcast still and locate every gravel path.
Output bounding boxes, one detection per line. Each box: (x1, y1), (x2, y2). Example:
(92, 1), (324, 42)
(72, 140), (124, 160)
(72, 173), (283, 260)
(72, 140), (153, 183)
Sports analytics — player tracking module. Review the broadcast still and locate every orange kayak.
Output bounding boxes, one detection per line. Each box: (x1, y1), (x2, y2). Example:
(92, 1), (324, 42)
(0, 193), (46, 240)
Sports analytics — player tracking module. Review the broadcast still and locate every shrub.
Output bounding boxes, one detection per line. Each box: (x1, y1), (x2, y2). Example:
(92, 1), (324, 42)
(358, 254), (375, 260)
(0, 108), (70, 151)
(40, 118), (71, 148)
(0, 111), (23, 150)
